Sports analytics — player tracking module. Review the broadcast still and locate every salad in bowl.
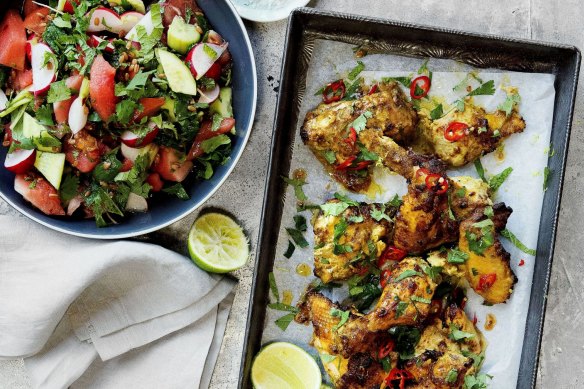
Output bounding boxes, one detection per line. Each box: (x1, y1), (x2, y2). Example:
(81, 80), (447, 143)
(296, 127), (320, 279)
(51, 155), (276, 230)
(0, 0), (237, 227)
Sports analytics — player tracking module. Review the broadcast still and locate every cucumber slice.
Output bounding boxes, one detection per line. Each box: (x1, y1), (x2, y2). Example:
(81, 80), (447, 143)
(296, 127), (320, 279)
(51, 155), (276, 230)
(161, 98), (176, 122)
(22, 113), (61, 152)
(167, 16), (200, 54)
(210, 87), (233, 118)
(22, 112), (44, 138)
(155, 49), (197, 95)
(34, 151), (65, 190)
(108, 0), (145, 13)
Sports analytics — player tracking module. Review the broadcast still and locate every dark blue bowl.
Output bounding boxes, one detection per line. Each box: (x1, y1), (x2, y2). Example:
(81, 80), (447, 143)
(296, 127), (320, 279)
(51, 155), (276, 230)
(0, 0), (257, 239)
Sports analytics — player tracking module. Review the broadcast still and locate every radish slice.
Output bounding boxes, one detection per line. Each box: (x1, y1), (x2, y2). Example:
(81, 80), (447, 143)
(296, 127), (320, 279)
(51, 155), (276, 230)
(87, 35), (115, 53)
(68, 96), (88, 135)
(0, 89), (8, 111)
(121, 143), (159, 166)
(120, 122), (159, 148)
(197, 85), (220, 104)
(186, 43), (227, 80)
(125, 192), (148, 212)
(125, 10), (154, 41)
(120, 11), (144, 34)
(87, 7), (122, 33)
(67, 195), (83, 215)
(30, 42), (57, 96)
(4, 149), (36, 174)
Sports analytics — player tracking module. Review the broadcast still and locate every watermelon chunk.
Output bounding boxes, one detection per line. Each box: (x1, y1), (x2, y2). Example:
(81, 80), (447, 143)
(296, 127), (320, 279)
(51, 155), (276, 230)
(14, 173), (65, 216)
(64, 130), (102, 173)
(23, 7), (50, 35)
(0, 10), (27, 70)
(133, 97), (165, 122)
(89, 55), (118, 121)
(187, 117), (235, 160)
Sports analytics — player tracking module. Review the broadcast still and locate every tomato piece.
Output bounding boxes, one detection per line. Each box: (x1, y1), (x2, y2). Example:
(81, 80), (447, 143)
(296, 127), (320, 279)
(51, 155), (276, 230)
(0, 10), (27, 70)
(410, 75), (431, 99)
(378, 246), (408, 268)
(478, 273), (497, 291)
(62, 0), (81, 13)
(133, 97), (166, 123)
(146, 172), (164, 192)
(11, 69), (33, 91)
(444, 121), (469, 142)
(65, 74), (84, 93)
(14, 173), (65, 216)
(380, 269), (392, 289)
(153, 146), (193, 182)
(23, 7), (50, 35)
(378, 339), (395, 359)
(425, 174), (448, 195)
(204, 62), (222, 81)
(187, 117), (236, 160)
(89, 55), (118, 122)
(322, 80), (346, 104)
(64, 130), (102, 173)
(163, 0), (201, 26)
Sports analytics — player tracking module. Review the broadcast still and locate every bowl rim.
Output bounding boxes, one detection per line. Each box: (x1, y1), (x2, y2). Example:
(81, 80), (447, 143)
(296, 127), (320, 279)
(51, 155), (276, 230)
(233, 0), (310, 23)
(0, 0), (258, 240)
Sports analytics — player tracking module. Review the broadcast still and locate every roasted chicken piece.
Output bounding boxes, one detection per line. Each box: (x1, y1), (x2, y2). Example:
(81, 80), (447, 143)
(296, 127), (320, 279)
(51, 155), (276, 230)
(405, 304), (485, 389)
(301, 82), (418, 191)
(295, 291), (388, 389)
(459, 204), (517, 304)
(392, 167), (458, 254)
(418, 102), (525, 167)
(312, 199), (394, 283)
(335, 257), (438, 358)
(449, 176), (492, 221)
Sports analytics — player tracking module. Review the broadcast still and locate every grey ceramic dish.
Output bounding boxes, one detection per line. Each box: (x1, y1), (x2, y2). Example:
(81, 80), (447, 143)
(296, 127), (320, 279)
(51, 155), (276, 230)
(239, 7), (580, 389)
(0, 0), (257, 239)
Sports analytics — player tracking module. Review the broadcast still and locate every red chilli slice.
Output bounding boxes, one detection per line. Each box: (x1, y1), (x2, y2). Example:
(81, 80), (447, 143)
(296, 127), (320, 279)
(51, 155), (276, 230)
(410, 75), (431, 99)
(444, 121), (469, 142)
(378, 246), (408, 268)
(322, 80), (346, 103)
(425, 173), (449, 195)
(478, 273), (497, 291)
(378, 339), (395, 359)
(380, 269), (392, 289)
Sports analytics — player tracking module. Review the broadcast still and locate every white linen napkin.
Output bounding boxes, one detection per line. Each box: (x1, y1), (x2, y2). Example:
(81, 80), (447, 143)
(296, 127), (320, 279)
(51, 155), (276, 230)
(0, 214), (236, 389)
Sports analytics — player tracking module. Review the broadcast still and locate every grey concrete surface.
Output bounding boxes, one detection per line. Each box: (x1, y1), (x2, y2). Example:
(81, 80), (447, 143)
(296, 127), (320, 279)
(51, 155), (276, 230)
(0, 0), (582, 388)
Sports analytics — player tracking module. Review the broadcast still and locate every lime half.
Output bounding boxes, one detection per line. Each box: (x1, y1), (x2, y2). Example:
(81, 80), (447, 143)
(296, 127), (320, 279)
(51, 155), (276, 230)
(188, 212), (249, 273)
(251, 342), (322, 389)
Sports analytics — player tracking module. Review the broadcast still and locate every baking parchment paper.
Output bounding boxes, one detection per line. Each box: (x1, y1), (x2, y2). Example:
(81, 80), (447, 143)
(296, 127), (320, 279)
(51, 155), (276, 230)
(261, 40), (556, 388)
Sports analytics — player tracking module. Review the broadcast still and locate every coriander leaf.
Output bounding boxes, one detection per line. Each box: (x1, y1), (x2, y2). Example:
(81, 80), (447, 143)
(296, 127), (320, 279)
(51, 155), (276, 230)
(84, 184), (124, 227)
(468, 80), (495, 96)
(484, 206), (494, 218)
(283, 240), (295, 259)
(47, 80), (72, 103)
(446, 369), (459, 384)
(334, 192), (359, 206)
(286, 228), (308, 248)
(455, 187), (467, 198)
(381, 76), (412, 87)
(423, 265), (443, 281)
(275, 313), (295, 331)
(115, 99), (139, 125)
(472, 219), (494, 229)
(294, 214), (307, 231)
(268, 272), (279, 302)
(348, 111), (372, 133)
(136, 4), (163, 62)
(448, 248), (470, 264)
(489, 167), (513, 193)
(449, 324), (476, 341)
(430, 103), (444, 120)
(388, 194), (403, 207)
(330, 308), (350, 330)
(348, 61), (365, 80)
(211, 113), (223, 131)
(93, 151), (122, 182)
(201, 134), (231, 153)
(498, 92), (521, 116)
(474, 159), (487, 182)
(543, 166), (551, 191)
(320, 202), (349, 216)
(52, 15), (72, 29)
(35, 105), (55, 126)
(268, 303), (299, 313)
(162, 183), (189, 200)
(59, 174), (79, 203)
(357, 144), (379, 161)
(463, 373), (492, 389)
(348, 215), (364, 223)
(370, 205), (391, 222)
(394, 269), (421, 282)
(500, 228), (536, 256)
(417, 59), (431, 78)
(395, 301), (408, 318)
(282, 176), (307, 202)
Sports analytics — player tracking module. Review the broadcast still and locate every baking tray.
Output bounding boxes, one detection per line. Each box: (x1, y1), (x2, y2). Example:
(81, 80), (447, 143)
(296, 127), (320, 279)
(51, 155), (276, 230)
(239, 7), (580, 389)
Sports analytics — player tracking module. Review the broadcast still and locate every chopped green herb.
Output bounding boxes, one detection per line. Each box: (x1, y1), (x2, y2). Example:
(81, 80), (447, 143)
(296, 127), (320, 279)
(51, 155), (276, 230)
(454, 99), (465, 112)
(286, 228), (308, 248)
(323, 150), (336, 164)
(446, 369), (459, 384)
(381, 76), (412, 87)
(468, 80), (495, 97)
(348, 61), (365, 80)
(448, 248), (470, 264)
(275, 313), (295, 331)
(370, 205), (391, 222)
(500, 228), (536, 256)
(348, 215), (364, 223)
(417, 59), (432, 80)
(430, 103), (444, 120)
(162, 183), (189, 200)
(474, 159), (487, 183)
(342, 77), (363, 100)
(330, 308), (350, 331)
(455, 187), (467, 198)
(348, 111), (373, 133)
(294, 214), (307, 231)
(484, 206), (494, 219)
(320, 353), (337, 364)
(394, 269), (421, 282)
(320, 201), (349, 216)
(268, 303), (299, 313)
(284, 240), (295, 259)
(463, 373), (492, 389)
(268, 272), (279, 302)
(543, 166), (551, 191)
(489, 167), (513, 193)
(47, 80), (72, 103)
(59, 174), (80, 203)
(334, 192), (359, 206)
(449, 324), (475, 341)
(423, 265), (443, 281)
(498, 92), (521, 116)
(395, 301), (409, 318)
(388, 194), (403, 207)
(282, 176), (308, 202)
(410, 295), (431, 304)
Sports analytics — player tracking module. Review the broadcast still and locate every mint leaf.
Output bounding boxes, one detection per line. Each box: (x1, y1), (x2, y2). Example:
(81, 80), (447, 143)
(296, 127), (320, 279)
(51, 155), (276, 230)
(162, 183), (189, 200)
(348, 61), (365, 80)
(500, 228), (536, 256)
(489, 167), (513, 193)
(330, 308), (350, 331)
(394, 269), (421, 282)
(201, 134), (230, 153)
(430, 103), (443, 120)
(286, 228), (308, 248)
(275, 313), (295, 331)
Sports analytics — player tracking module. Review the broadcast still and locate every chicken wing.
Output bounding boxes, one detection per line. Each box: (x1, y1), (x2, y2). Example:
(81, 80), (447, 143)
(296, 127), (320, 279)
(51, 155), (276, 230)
(312, 199), (394, 283)
(418, 102), (525, 167)
(301, 82), (419, 191)
(459, 204), (517, 304)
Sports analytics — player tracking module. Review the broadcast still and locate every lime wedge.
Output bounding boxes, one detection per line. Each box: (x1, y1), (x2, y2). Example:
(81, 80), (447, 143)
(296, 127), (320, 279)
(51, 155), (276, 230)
(188, 212), (249, 273)
(251, 342), (322, 389)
